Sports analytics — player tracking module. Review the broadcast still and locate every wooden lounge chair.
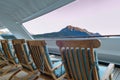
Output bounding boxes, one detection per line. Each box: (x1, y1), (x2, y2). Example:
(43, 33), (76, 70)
(0, 44), (8, 68)
(0, 40), (7, 64)
(0, 40), (19, 76)
(27, 40), (66, 80)
(56, 39), (115, 80)
(9, 39), (39, 80)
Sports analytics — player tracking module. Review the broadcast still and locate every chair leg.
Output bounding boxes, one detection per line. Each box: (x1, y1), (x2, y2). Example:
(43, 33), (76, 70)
(0, 64), (19, 76)
(2, 66), (14, 76)
(0, 63), (8, 69)
(24, 71), (39, 80)
(9, 68), (21, 80)
(33, 71), (40, 80)
(0, 61), (8, 69)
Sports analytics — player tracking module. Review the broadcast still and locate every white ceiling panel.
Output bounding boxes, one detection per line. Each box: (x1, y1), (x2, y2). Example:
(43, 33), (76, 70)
(0, 0), (75, 23)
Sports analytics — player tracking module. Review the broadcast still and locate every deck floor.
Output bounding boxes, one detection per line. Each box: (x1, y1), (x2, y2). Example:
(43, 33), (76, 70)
(0, 66), (120, 80)
(0, 55), (120, 80)
(113, 68), (120, 80)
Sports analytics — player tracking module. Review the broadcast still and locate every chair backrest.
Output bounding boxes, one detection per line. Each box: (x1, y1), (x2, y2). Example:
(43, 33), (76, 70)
(56, 39), (101, 80)
(12, 39), (36, 72)
(27, 40), (53, 75)
(0, 41), (6, 61)
(1, 40), (17, 65)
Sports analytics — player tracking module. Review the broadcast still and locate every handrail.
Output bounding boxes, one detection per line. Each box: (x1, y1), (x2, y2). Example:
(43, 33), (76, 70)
(64, 35), (120, 38)
(37, 35), (120, 39)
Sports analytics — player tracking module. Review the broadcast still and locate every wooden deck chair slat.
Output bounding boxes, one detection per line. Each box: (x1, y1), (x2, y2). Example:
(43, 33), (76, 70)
(33, 46), (42, 69)
(59, 47), (70, 79)
(84, 48), (91, 79)
(79, 47), (87, 80)
(14, 44), (27, 64)
(69, 47), (78, 80)
(64, 47), (73, 79)
(36, 47), (43, 68)
(29, 44), (40, 68)
(73, 47), (80, 80)
(36, 46), (45, 71)
(73, 47), (82, 80)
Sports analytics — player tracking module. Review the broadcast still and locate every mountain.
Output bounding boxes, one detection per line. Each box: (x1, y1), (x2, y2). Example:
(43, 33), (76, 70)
(33, 25), (101, 38)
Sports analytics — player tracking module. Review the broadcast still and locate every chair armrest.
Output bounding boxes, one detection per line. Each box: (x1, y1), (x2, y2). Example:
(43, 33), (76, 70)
(51, 63), (63, 71)
(101, 63), (114, 80)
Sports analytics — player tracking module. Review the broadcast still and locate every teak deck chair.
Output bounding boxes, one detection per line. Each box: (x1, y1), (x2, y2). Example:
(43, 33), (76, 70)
(0, 43), (8, 68)
(56, 39), (114, 80)
(9, 39), (39, 80)
(0, 40), (19, 76)
(27, 40), (66, 80)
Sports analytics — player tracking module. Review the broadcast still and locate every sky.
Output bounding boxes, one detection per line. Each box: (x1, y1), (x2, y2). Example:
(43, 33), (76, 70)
(23, 0), (120, 35)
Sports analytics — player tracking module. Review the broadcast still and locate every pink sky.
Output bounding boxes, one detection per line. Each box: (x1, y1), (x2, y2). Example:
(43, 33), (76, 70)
(23, 0), (120, 35)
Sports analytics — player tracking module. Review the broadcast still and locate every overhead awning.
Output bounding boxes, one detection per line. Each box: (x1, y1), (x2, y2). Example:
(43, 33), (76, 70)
(0, 0), (75, 23)
(0, 0), (75, 39)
